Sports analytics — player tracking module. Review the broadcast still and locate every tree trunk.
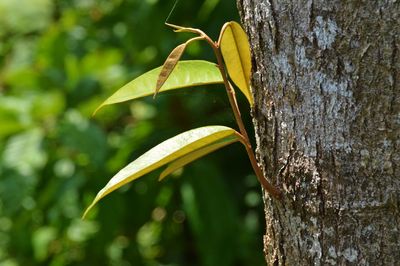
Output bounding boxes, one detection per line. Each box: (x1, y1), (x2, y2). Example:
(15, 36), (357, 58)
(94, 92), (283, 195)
(237, 1), (400, 265)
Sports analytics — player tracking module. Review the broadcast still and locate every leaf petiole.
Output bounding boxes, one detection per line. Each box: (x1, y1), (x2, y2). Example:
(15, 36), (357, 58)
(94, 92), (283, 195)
(198, 26), (282, 200)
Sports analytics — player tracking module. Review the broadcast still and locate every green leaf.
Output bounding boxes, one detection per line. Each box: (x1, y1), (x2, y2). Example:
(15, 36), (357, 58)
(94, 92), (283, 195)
(219, 21), (254, 106)
(159, 135), (238, 181)
(155, 37), (204, 97)
(94, 60), (222, 115)
(83, 126), (242, 218)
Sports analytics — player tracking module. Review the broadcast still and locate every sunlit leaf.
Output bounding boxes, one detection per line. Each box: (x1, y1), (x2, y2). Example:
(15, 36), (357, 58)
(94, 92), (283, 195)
(94, 60), (223, 115)
(83, 126), (242, 218)
(219, 21), (254, 106)
(159, 135), (239, 181)
(155, 37), (204, 97)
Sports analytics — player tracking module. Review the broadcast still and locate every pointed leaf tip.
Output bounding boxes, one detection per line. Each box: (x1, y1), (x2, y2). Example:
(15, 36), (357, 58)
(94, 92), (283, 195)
(93, 60), (223, 113)
(82, 126), (241, 218)
(165, 23), (201, 34)
(219, 21), (254, 106)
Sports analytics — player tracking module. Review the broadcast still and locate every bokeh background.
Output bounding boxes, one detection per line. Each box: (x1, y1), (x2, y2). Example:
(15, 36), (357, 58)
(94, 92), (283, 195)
(0, 0), (265, 265)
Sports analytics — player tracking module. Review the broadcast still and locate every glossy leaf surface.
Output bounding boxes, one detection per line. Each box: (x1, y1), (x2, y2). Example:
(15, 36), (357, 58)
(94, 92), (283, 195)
(219, 21), (254, 106)
(83, 126), (241, 218)
(159, 135), (240, 181)
(94, 60), (223, 114)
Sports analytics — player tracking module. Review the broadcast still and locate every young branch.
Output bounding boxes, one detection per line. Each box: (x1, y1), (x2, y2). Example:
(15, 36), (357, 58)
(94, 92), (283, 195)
(164, 23), (282, 199)
(202, 33), (282, 200)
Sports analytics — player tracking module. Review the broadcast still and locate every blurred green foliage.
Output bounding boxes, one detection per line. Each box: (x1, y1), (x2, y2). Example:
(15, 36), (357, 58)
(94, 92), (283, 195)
(0, 0), (265, 265)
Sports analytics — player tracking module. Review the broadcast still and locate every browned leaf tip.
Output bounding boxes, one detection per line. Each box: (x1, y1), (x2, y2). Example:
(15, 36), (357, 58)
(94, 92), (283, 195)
(154, 36), (204, 98)
(154, 43), (187, 98)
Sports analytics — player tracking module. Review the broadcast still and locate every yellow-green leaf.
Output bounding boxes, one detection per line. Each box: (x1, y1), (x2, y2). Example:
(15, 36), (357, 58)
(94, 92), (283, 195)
(219, 21), (254, 106)
(94, 60), (223, 115)
(155, 37), (204, 97)
(82, 126), (241, 218)
(159, 135), (239, 181)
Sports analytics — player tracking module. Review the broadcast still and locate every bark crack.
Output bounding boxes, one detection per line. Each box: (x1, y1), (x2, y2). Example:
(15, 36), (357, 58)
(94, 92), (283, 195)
(389, 37), (397, 114)
(309, 0), (315, 31)
(316, 140), (325, 262)
(267, 0), (280, 52)
(272, 103), (279, 179)
(277, 211), (287, 265)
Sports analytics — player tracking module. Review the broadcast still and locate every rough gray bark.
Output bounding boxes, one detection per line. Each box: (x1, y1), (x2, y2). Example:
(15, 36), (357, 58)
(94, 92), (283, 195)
(237, 1), (400, 265)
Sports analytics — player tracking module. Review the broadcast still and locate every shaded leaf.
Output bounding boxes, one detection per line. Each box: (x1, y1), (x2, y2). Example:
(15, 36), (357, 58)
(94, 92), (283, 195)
(94, 60), (223, 115)
(83, 126), (241, 218)
(219, 21), (254, 106)
(181, 165), (239, 266)
(155, 37), (204, 97)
